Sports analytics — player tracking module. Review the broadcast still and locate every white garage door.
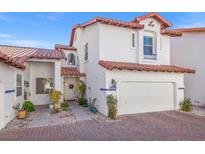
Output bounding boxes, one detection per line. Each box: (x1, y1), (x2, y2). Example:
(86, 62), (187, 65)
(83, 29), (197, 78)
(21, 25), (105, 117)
(117, 81), (175, 115)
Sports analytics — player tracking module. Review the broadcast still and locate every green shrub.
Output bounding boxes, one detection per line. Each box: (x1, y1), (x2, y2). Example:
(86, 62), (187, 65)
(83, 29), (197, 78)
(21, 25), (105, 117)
(61, 102), (70, 110)
(79, 97), (88, 107)
(107, 95), (118, 120)
(79, 80), (86, 98)
(180, 98), (193, 112)
(22, 101), (36, 112)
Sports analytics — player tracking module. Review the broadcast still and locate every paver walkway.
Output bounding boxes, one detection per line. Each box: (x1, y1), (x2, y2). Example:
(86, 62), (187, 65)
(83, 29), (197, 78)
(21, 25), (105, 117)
(29, 107), (75, 128)
(192, 106), (205, 116)
(1, 111), (205, 141)
(3, 102), (108, 130)
(70, 103), (92, 121)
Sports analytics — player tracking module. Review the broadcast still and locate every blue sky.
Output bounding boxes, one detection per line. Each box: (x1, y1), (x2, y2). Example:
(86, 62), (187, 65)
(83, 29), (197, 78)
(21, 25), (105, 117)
(0, 12), (204, 49)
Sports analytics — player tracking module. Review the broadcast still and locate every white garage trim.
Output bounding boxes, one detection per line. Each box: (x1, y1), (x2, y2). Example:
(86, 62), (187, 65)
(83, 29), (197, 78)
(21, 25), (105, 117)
(116, 80), (177, 115)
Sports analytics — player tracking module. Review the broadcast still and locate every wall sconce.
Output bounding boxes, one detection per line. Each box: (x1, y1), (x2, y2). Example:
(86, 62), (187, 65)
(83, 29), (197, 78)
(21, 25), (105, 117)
(24, 81), (29, 88)
(110, 79), (116, 88)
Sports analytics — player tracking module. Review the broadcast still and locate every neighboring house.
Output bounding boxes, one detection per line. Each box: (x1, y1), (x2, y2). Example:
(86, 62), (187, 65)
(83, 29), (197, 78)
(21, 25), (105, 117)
(0, 12), (195, 129)
(0, 45), (84, 129)
(171, 27), (205, 106)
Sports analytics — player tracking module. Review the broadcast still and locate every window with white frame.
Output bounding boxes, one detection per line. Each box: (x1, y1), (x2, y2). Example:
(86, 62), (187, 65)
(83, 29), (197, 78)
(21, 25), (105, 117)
(67, 53), (75, 65)
(143, 36), (156, 60)
(85, 43), (88, 61)
(36, 78), (54, 94)
(131, 32), (136, 48)
(16, 74), (22, 97)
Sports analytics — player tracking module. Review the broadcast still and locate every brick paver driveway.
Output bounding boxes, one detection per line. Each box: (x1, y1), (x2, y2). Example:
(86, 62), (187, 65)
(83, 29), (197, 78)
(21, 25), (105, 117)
(1, 111), (205, 141)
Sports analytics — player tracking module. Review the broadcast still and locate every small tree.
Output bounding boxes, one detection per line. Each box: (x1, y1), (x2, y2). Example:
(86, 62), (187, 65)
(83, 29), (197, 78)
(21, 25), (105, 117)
(107, 94), (118, 120)
(79, 80), (86, 98)
(50, 90), (62, 113)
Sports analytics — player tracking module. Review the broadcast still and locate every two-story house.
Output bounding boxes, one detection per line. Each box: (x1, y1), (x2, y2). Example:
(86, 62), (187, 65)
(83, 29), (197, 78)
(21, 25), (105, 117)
(70, 13), (195, 115)
(0, 13), (195, 129)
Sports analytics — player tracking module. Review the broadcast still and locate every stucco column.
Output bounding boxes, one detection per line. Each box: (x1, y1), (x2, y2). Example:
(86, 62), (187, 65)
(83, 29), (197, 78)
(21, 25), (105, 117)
(54, 61), (61, 91)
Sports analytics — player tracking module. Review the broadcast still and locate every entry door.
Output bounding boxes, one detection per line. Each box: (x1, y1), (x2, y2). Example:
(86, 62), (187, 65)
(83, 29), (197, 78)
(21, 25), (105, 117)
(64, 78), (76, 100)
(118, 81), (175, 115)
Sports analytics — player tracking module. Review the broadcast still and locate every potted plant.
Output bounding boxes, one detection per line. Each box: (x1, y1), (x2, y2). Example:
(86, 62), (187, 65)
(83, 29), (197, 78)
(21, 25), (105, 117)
(13, 103), (27, 119)
(89, 98), (98, 113)
(22, 101), (36, 112)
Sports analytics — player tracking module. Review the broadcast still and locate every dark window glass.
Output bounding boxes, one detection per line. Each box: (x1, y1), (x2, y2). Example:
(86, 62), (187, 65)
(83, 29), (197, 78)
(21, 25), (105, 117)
(36, 78), (54, 94)
(143, 36), (153, 55)
(68, 53), (75, 65)
(131, 33), (135, 48)
(16, 74), (22, 97)
(85, 43), (88, 61)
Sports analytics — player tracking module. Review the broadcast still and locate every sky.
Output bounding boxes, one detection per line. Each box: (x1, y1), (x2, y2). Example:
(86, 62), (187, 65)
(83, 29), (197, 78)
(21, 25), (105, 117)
(0, 12), (205, 49)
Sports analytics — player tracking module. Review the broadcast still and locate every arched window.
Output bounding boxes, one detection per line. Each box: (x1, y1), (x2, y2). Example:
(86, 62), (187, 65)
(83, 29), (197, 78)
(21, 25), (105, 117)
(67, 53), (75, 65)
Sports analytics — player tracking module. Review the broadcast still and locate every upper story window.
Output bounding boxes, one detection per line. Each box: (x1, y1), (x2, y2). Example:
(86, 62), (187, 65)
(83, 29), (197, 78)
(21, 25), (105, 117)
(131, 32), (136, 49)
(143, 36), (156, 60)
(68, 53), (75, 65)
(16, 74), (22, 97)
(85, 43), (88, 61)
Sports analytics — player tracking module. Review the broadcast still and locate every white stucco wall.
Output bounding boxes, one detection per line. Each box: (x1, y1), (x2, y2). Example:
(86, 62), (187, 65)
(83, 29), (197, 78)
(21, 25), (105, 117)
(104, 70), (184, 115)
(28, 61), (55, 105)
(83, 24), (107, 114)
(72, 23), (107, 114)
(97, 19), (170, 65)
(0, 80), (4, 129)
(73, 27), (86, 73)
(171, 32), (204, 105)
(160, 35), (171, 65)
(0, 62), (24, 129)
(99, 24), (138, 63)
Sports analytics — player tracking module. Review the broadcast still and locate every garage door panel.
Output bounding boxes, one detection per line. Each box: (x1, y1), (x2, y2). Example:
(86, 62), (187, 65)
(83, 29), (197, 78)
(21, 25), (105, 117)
(118, 82), (175, 115)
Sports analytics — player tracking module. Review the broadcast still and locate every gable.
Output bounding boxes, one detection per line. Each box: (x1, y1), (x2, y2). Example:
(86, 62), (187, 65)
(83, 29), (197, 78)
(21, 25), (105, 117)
(132, 13), (172, 29)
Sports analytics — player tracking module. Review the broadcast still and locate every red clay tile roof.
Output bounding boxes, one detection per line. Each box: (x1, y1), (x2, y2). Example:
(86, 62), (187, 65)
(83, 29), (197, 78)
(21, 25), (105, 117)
(173, 27), (205, 33)
(69, 17), (144, 46)
(69, 13), (179, 46)
(161, 29), (182, 37)
(61, 67), (86, 77)
(132, 12), (172, 29)
(99, 60), (195, 74)
(81, 17), (144, 29)
(55, 44), (77, 51)
(0, 45), (66, 69)
(0, 51), (26, 69)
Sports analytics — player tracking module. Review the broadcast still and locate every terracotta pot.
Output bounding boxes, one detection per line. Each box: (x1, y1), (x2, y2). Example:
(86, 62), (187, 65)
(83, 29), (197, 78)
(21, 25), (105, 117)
(18, 110), (27, 119)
